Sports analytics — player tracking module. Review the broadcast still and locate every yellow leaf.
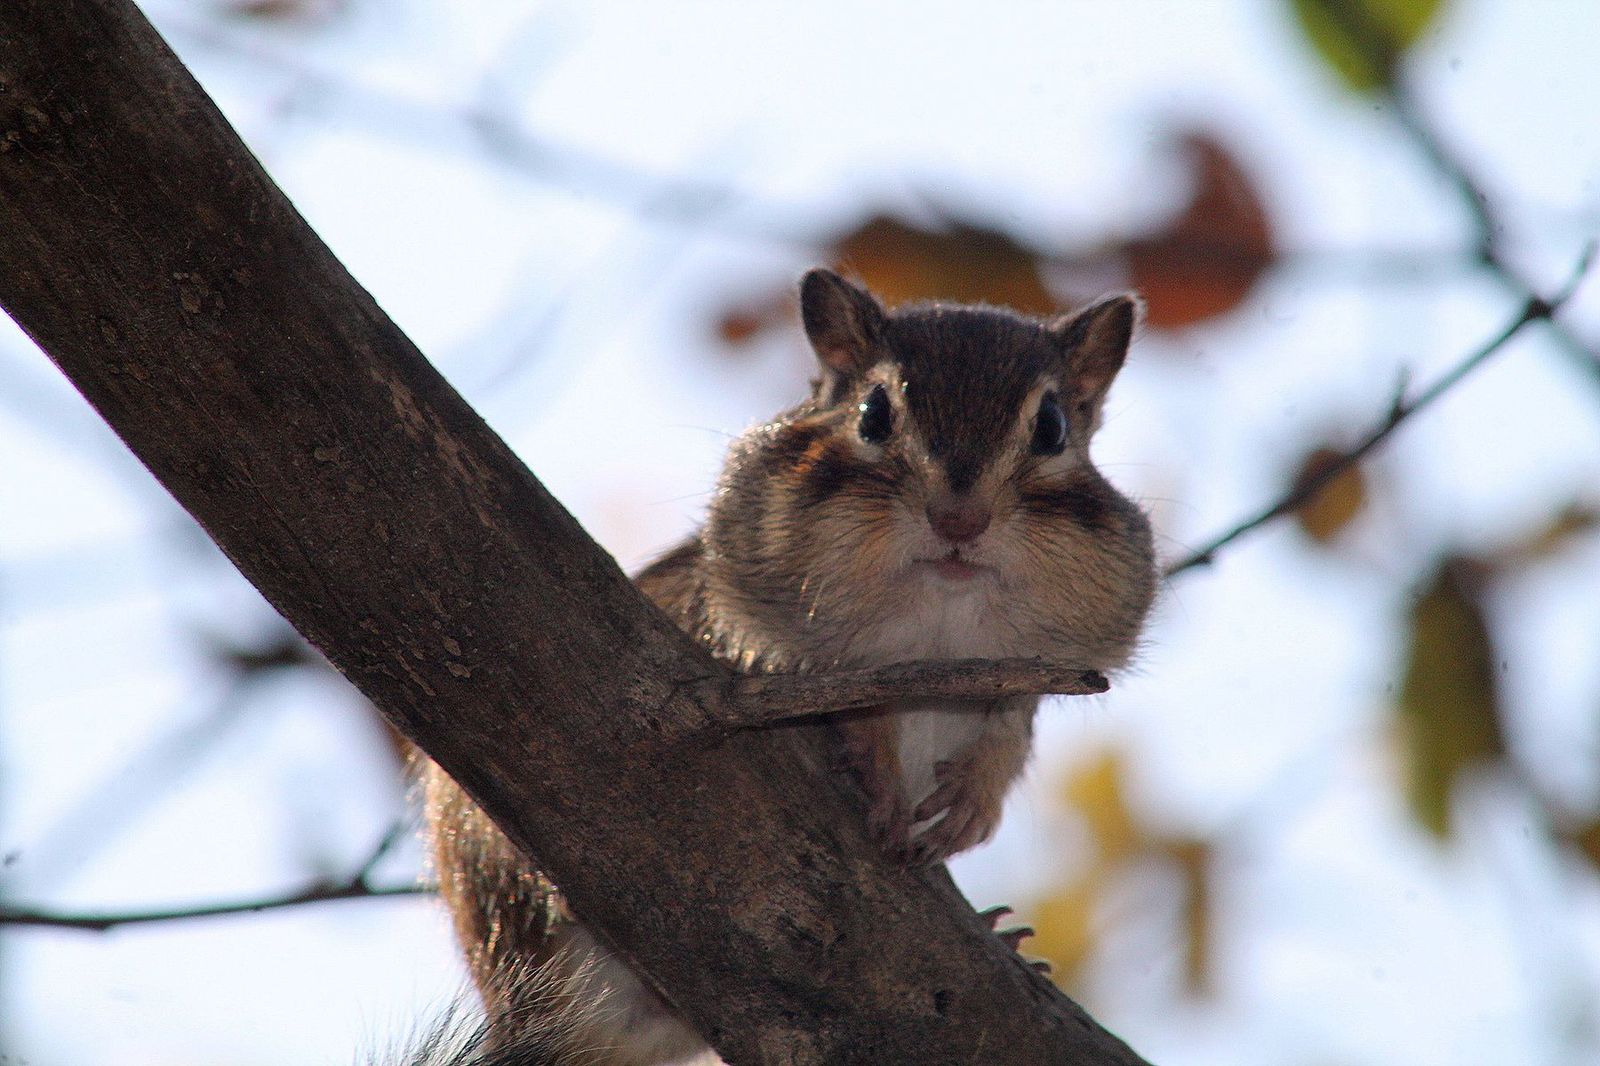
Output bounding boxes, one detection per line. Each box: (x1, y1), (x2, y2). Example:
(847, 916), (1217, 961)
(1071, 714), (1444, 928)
(1029, 877), (1100, 990)
(1061, 749), (1142, 864)
(1291, 446), (1367, 544)
(1167, 837), (1214, 997)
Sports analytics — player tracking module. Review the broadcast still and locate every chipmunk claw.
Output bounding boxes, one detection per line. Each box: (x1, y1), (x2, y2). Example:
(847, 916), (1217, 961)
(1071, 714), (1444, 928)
(978, 904), (1014, 928)
(978, 904), (1036, 953)
(866, 789), (916, 861)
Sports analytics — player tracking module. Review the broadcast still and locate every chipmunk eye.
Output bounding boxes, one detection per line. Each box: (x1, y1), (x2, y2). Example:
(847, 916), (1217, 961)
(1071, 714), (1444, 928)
(1031, 391), (1068, 456)
(857, 383), (894, 445)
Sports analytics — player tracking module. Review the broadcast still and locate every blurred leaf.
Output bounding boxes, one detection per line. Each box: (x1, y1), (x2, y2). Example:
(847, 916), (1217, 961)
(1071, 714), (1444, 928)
(714, 291), (793, 349)
(1127, 133), (1274, 329)
(710, 213), (1059, 352)
(1062, 748), (1142, 863)
(833, 214), (1058, 313)
(204, 626), (320, 679)
(226, 0), (347, 22)
(716, 310), (767, 345)
(1395, 557), (1505, 839)
(1291, 446), (1367, 543)
(1494, 501), (1600, 567)
(1565, 819), (1600, 871)
(1288, 0), (1446, 93)
(1029, 877), (1100, 989)
(1167, 837), (1214, 997)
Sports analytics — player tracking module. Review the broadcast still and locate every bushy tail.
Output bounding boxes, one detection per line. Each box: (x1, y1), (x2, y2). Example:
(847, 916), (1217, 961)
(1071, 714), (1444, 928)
(375, 949), (720, 1066)
(373, 955), (613, 1066)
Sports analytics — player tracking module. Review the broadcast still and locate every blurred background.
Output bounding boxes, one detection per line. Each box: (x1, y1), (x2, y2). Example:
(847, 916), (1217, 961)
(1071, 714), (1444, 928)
(3, 1), (1599, 1063)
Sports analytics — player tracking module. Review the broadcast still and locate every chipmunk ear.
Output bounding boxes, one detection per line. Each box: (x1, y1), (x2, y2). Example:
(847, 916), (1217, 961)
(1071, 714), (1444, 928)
(800, 269), (886, 375)
(1047, 293), (1141, 410)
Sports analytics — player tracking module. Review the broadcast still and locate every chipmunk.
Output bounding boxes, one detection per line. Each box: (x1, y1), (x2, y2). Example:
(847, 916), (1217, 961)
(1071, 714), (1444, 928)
(419, 269), (1157, 1066)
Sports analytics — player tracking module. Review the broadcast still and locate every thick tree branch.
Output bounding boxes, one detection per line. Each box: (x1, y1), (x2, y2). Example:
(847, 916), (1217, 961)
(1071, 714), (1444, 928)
(1165, 244), (1594, 577)
(0, 3), (1146, 1063)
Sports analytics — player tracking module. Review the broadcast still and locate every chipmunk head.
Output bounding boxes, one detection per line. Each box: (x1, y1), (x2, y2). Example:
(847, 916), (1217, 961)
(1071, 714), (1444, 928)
(704, 269), (1153, 670)
(800, 266), (1138, 560)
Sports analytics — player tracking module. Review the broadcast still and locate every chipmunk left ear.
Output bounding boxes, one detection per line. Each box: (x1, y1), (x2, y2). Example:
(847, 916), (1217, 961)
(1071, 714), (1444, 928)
(800, 269), (887, 376)
(1047, 293), (1141, 409)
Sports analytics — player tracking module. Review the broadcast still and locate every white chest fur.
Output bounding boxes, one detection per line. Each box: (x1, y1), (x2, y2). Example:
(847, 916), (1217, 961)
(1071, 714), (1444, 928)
(855, 577), (1025, 809)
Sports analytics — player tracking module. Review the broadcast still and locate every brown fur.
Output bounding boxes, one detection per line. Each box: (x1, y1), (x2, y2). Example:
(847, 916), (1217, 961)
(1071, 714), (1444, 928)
(420, 271), (1157, 1064)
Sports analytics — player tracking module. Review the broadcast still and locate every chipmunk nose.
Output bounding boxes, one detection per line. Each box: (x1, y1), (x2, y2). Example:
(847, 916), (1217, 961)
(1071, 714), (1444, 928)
(927, 496), (992, 544)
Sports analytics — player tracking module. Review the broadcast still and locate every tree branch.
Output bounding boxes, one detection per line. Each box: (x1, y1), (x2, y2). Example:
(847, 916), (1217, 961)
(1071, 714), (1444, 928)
(1319, 0), (1600, 386)
(700, 659), (1108, 732)
(0, 881), (431, 933)
(160, 13), (1553, 292)
(0, 3), (1145, 1063)
(1165, 243), (1595, 577)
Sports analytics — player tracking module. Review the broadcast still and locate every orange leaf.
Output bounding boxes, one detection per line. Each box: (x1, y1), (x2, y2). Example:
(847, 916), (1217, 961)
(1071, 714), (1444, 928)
(1127, 133), (1275, 329)
(832, 214), (1059, 314)
(712, 290), (793, 349)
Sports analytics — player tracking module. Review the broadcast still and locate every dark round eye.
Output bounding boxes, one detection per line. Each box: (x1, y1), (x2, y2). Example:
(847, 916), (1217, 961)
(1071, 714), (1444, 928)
(1031, 391), (1068, 455)
(858, 383), (894, 444)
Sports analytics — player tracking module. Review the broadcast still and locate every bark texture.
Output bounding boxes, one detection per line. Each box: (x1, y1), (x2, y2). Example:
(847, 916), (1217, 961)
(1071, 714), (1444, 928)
(0, 3), (1150, 1063)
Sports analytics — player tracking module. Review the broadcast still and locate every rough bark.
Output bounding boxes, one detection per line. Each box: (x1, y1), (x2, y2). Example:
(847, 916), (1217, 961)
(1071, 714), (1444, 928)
(0, 3), (1150, 1063)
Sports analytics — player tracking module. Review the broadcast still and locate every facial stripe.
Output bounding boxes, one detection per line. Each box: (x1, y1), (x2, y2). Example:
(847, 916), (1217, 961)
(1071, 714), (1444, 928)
(1019, 479), (1115, 531)
(797, 438), (897, 508)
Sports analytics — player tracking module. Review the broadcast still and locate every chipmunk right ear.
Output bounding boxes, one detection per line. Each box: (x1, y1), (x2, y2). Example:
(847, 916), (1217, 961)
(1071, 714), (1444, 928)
(800, 269), (886, 375)
(1047, 293), (1142, 410)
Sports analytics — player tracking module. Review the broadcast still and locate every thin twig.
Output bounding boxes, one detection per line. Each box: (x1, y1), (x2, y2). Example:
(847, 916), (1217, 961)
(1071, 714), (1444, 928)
(159, 14), (822, 245)
(1166, 243), (1596, 577)
(159, 12), (1567, 293)
(1319, 0), (1600, 385)
(352, 817), (414, 884)
(698, 657), (1108, 731)
(0, 880), (432, 933)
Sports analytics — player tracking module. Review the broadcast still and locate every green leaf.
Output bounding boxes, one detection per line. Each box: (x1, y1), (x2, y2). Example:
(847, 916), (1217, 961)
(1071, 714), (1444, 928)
(1289, 0), (1447, 93)
(1395, 557), (1505, 839)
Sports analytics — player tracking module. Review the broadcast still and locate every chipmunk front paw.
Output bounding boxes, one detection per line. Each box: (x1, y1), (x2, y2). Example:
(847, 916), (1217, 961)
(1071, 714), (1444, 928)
(865, 782), (916, 860)
(907, 757), (1005, 865)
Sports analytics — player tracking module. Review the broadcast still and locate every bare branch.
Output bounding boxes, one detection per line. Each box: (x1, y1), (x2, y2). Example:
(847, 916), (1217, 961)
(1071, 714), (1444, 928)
(159, 13), (1551, 293)
(0, 881), (431, 933)
(1166, 244), (1596, 577)
(1318, 0), (1600, 384)
(353, 816), (415, 884)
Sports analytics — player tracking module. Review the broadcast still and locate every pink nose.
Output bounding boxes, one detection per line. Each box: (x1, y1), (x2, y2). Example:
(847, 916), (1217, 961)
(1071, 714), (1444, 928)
(927, 498), (992, 544)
